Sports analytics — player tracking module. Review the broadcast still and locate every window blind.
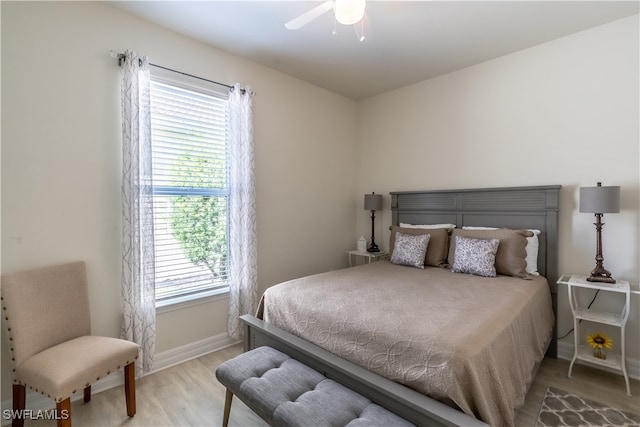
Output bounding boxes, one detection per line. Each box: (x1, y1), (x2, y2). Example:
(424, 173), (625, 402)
(150, 79), (230, 301)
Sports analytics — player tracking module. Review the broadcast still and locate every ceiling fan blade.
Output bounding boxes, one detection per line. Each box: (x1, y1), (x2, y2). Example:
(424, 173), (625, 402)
(285, 1), (334, 30)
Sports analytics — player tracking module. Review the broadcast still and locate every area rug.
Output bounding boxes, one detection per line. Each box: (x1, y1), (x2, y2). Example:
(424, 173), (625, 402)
(535, 386), (640, 427)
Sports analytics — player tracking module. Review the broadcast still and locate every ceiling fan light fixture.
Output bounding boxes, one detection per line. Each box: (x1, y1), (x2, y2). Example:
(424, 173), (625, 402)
(334, 0), (366, 25)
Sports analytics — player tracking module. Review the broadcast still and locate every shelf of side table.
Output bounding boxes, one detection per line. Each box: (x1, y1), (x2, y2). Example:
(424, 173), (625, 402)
(557, 274), (632, 397)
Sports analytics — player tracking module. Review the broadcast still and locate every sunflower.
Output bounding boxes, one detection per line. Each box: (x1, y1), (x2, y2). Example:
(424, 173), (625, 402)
(586, 332), (613, 350)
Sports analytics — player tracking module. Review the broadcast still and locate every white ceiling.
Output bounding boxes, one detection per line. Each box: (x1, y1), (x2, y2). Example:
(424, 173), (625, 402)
(109, 1), (639, 100)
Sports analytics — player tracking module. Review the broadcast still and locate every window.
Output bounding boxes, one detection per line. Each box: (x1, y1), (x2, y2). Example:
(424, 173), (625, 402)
(149, 75), (230, 304)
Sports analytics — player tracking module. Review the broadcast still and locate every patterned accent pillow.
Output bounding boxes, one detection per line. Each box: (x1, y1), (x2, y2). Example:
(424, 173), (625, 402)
(390, 232), (430, 269)
(451, 236), (500, 277)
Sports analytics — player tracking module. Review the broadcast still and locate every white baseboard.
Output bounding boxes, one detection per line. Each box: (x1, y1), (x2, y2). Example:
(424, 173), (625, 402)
(150, 332), (239, 374)
(1, 333), (239, 425)
(557, 340), (640, 380)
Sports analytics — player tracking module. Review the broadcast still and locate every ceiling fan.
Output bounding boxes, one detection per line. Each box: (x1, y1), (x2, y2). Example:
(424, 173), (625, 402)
(285, 0), (367, 30)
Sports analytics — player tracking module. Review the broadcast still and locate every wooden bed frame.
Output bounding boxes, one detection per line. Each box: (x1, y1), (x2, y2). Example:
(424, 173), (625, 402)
(242, 185), (561, 427)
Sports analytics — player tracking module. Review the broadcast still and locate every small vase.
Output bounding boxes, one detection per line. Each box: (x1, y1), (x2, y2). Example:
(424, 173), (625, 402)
(593, 347), (606, 360)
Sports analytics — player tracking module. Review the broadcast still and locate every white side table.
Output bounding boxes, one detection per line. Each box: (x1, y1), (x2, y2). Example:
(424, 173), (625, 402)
(346, 250), (387, 267)
(557, 274), (632, 397)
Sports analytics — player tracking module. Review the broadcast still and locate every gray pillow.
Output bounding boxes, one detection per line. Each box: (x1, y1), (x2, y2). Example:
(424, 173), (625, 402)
(451, 236), (500, 277)
(448, 228), (532, 279)
(388, 226), (450, 267)
(390, 232), (430, 269)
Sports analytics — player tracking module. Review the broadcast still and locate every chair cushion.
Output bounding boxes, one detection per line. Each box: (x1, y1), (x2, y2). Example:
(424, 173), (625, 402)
(16, 335), (139, 402)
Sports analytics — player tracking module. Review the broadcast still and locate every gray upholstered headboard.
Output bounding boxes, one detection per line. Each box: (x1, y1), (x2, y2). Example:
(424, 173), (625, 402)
(390, 185), (561, 356)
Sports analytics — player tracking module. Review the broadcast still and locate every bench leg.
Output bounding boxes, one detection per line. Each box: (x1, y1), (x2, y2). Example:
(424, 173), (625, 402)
(223, 389), (233, 427)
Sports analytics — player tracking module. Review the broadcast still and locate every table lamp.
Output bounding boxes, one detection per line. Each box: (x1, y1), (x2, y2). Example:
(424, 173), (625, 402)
(364, 192), (382, 252)
(579, 182), (620, 283)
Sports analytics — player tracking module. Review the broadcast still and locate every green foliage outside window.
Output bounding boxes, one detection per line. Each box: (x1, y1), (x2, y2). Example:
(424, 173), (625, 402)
(170, 155), (228, 279)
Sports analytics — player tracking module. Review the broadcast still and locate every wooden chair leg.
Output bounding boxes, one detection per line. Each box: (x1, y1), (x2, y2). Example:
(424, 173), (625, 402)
(83, 385), (91, 403)
(124, 362), (136, 417)
(56, 398), (71, 427)
(222, 389), (233, 427)
(12, 384), (26, 427)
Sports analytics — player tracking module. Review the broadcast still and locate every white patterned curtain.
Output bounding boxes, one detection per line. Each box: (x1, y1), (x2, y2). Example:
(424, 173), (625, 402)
(227, 84), (258, 340)
(120, 50), (156, 376)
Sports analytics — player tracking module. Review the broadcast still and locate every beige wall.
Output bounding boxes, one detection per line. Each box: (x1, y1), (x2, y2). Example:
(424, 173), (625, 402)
(356, 15), (639, 361)
(1, 1), (358, 401)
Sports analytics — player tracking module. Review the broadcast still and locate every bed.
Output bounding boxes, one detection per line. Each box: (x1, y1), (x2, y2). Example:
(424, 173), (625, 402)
(242, 185), (560, 427)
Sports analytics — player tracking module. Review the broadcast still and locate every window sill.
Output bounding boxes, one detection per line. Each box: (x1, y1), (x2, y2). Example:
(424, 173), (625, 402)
(156, 287), (230, 314)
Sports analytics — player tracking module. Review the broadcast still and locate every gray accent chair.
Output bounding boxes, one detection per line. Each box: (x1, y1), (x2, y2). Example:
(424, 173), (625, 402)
(1, 261), (140, 427)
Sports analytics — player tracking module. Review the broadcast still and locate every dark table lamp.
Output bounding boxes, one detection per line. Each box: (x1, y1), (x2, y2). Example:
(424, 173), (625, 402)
(579, 182), (620, 284)
(364, 192), (382, 252)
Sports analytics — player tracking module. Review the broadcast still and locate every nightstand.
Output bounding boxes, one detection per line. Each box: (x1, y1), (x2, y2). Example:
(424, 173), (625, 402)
(346, 250), (387, 267)
(557, 274), (632, 397)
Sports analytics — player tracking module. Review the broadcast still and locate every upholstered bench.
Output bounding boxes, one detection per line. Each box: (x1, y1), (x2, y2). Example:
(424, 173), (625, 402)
(215, 346), (415, 427)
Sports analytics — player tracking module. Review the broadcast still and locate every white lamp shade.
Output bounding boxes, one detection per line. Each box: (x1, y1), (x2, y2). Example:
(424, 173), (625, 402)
(580, 185), (620, 214)
(364, 193), (382, 211)
(335, 0), (366, 25)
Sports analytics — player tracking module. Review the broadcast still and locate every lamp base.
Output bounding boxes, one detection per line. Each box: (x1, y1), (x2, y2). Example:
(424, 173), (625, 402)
(367, 243), (380, 253)
(587, 213), (616, 284)
(587, 266), (616, 284)
(587, 274), (616, 284)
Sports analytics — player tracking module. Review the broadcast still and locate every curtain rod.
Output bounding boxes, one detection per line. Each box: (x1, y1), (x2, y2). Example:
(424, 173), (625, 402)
(111, 51), (237, 92)
(150, 63), (235, 90)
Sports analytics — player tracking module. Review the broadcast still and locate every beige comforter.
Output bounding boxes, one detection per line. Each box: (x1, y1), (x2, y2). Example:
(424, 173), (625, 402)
(259, 260), (554, 427)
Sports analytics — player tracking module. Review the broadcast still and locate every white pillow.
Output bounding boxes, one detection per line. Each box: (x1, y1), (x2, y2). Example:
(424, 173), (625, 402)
(400, 222), (456, 230)
(462, 226), (541, 275)
(525, 230), (541, 276)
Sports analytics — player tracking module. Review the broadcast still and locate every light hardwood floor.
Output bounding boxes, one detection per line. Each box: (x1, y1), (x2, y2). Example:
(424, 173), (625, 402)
(21, 343), (639, 427)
